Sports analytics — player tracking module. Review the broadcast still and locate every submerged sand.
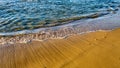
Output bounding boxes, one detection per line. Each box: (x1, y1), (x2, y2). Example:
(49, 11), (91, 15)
(0, 28), (120, 68)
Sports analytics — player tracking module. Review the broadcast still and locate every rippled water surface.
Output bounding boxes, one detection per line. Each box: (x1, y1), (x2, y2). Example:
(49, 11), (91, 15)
(0, 0), (120, 32)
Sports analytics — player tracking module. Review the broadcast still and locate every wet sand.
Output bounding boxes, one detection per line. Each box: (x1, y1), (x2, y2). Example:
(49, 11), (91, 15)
(0, 28), (120, 68)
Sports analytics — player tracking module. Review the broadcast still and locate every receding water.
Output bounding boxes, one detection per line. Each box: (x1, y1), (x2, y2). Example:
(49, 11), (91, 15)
(0, 0), (120, 33)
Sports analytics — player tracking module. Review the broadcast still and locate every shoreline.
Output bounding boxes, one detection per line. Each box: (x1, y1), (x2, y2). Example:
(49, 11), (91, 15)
(1, 9), (120, 45)
(0, 7), (120, 36)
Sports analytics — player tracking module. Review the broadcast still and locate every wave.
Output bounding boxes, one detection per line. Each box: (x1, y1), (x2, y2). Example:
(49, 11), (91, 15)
(0, 8), (120, 45)
(0, 0), (120, 45)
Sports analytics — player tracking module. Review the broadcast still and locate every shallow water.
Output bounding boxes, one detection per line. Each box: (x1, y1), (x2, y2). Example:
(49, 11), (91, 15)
(0, 0), (120, 33)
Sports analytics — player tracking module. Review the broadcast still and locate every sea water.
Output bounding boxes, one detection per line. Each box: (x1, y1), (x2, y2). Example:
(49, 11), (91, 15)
(0, 0), (120, 44)
(0, 0), (120, 33)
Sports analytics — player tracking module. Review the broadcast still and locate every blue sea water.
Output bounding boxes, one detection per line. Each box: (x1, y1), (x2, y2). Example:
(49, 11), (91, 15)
(0, 0), (120, 33)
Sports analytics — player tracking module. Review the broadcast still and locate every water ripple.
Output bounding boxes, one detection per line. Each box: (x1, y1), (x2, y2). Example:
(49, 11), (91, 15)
(0, 0), (120, 33)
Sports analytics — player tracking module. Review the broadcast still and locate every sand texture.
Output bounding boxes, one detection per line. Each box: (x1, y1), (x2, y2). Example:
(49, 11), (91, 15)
(0, 28), (120, 68)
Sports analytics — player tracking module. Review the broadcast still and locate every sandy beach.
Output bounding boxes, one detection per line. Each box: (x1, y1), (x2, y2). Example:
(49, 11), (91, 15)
(1, 0), (120, 68)
(0, 28), (120, 68)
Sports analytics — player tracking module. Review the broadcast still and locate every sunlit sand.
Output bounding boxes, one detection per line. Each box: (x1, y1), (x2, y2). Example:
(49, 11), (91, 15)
(0, 28), (120, 68)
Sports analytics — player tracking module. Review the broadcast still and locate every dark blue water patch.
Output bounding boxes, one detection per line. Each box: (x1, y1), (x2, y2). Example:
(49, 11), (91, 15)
(0, 0), (120, 32)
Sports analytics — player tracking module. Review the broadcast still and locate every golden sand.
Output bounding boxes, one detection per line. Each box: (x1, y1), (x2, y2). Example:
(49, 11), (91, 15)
(0, 28), (120, 68)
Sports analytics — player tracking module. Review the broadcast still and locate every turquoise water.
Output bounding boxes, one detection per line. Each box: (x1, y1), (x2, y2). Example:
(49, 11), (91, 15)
(0, 0), (120, 32)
